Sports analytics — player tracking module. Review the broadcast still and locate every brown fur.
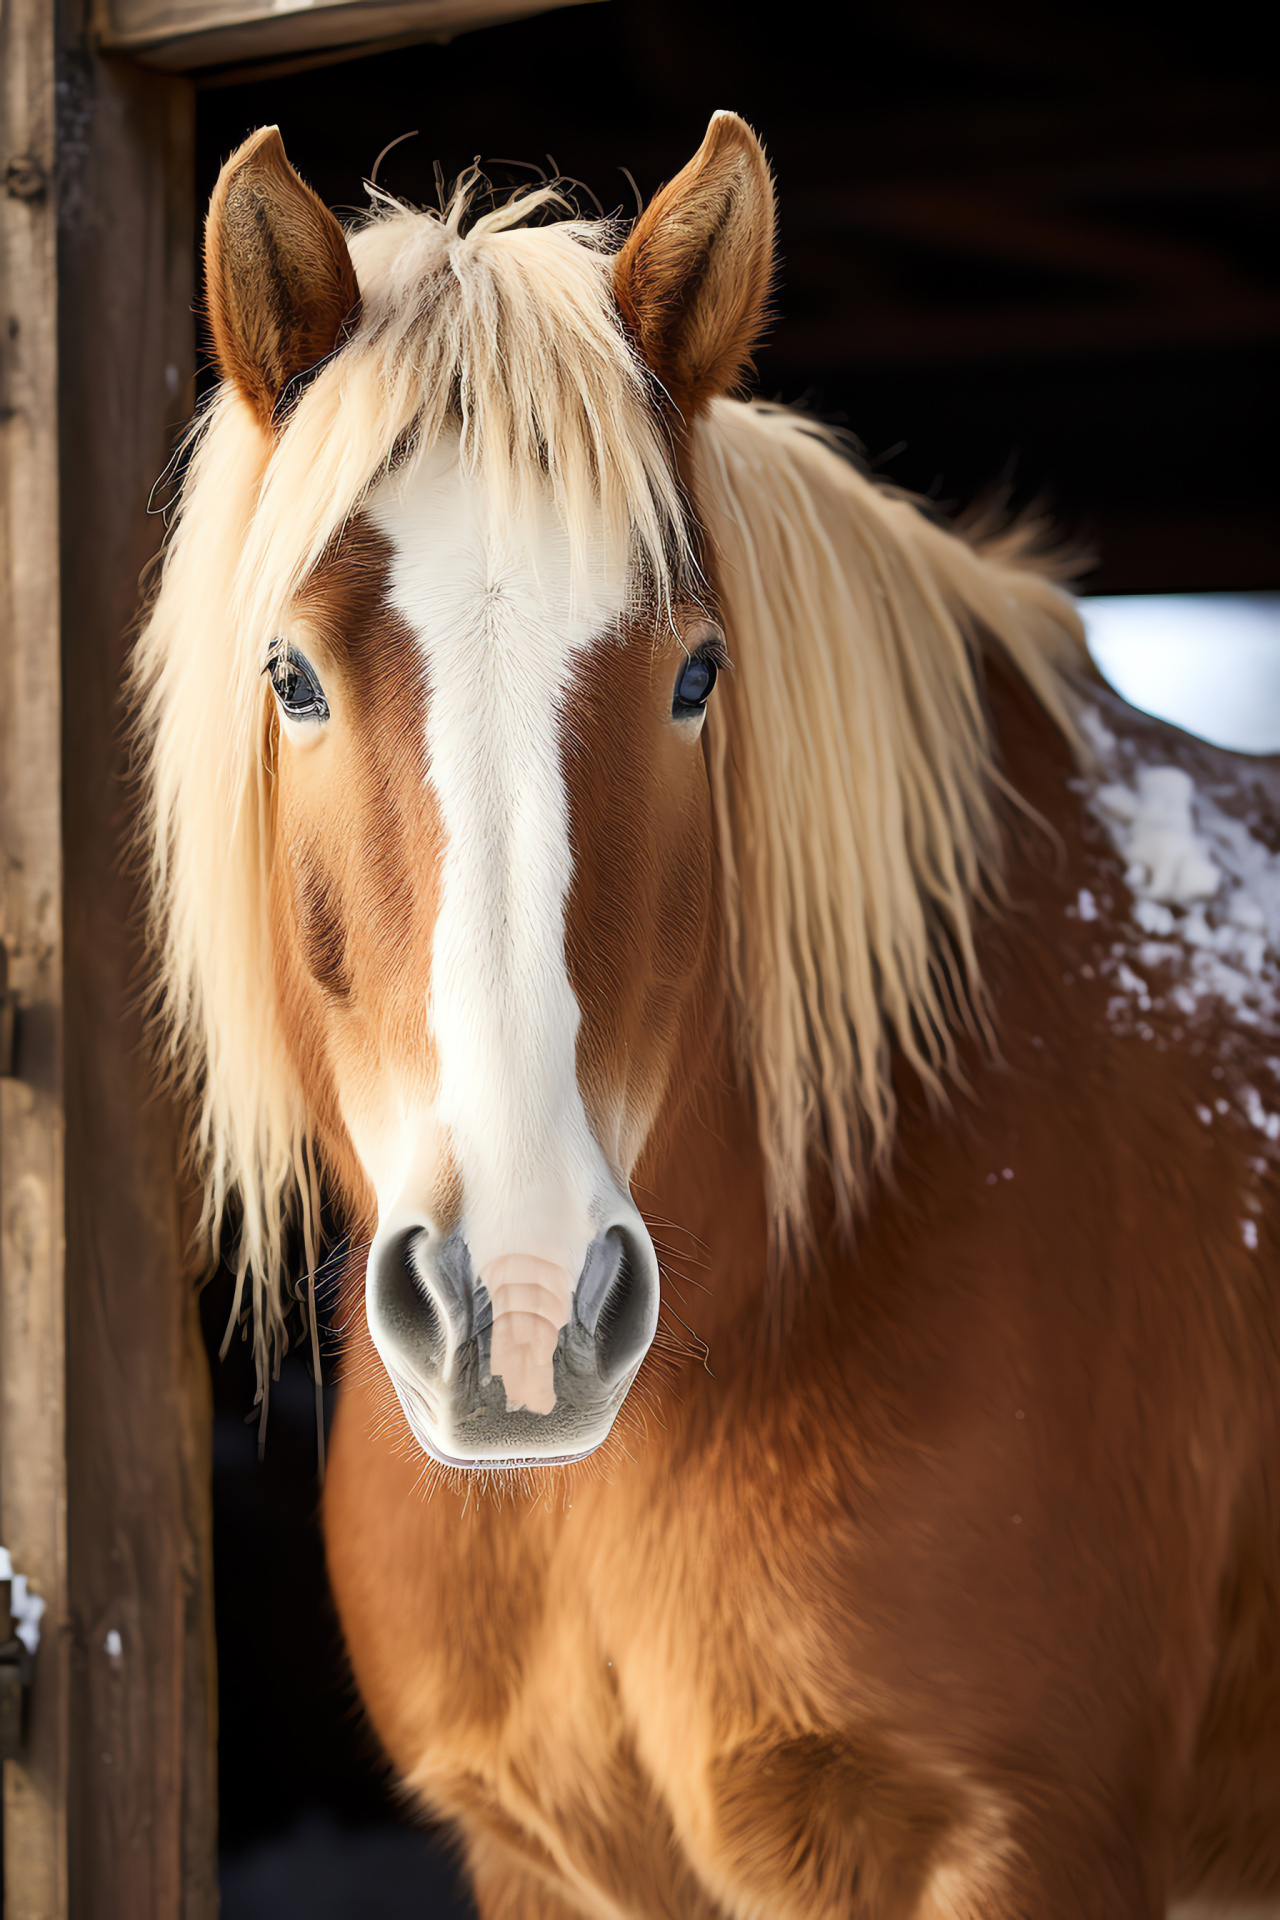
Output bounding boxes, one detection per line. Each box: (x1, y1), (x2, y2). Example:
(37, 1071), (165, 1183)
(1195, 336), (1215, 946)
(560, 617), (724, 1174)
(268, 524), (442, 1220)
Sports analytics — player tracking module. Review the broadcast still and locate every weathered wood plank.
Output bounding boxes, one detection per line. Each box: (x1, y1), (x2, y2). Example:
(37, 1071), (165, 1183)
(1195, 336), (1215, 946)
(53, 29), (217, 1920)
(4, 7), (216, 1912)
(1, 0), (71, 1903)
(97, 0), (598, 72)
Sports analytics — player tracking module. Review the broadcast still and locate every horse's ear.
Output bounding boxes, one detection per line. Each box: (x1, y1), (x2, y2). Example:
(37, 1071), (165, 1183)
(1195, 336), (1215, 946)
(204, 126), (359, 426)
(614, 112), (774, 417)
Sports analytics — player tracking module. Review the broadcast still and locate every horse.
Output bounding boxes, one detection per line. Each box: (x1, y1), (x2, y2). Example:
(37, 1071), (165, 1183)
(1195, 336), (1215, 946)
(132, 113), (1280, 1917)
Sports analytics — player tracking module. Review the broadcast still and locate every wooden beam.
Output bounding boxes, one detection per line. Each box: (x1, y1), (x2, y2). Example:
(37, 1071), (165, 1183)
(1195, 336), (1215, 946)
(96, 0), (603, 71)
(4, 5), (217, 1912)
(1, 0), (70, 1902)
(54, 28), (218, 1918)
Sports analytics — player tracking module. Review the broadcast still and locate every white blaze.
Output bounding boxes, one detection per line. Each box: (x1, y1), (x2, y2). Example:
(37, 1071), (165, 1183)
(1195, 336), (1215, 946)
(367, 435), (629, 1411)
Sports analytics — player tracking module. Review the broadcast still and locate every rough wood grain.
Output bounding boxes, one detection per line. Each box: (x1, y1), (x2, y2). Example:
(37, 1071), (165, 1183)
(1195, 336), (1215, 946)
(54, 31), (217, 1920)
(4, 7), (215, 1912)
(1, 0), (71, 1904)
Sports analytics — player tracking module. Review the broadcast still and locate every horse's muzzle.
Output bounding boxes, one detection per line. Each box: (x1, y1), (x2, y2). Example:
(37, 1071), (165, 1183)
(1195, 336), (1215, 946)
(365, 1218), (659, 1467)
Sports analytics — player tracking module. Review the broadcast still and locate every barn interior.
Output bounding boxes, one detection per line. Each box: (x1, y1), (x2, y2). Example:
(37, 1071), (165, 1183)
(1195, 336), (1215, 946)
(189, 2), (1278, 1913)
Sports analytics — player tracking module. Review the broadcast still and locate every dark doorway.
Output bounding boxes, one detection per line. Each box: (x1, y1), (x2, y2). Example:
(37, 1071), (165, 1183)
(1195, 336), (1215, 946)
(198, 0), (1279, 591)
(201, 1264), (474, 1917)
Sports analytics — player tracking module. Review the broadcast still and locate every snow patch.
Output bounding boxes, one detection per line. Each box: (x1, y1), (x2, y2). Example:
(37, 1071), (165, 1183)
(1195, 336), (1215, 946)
(1095, 766), (1220, 905)
(1240, 1085), (1280, 1140)
(1, 1547), (45, 1655)
(1078, 705), (1117, 758)
(1081, 710), (1280, 1034)
(3, 1572), (45, 1657)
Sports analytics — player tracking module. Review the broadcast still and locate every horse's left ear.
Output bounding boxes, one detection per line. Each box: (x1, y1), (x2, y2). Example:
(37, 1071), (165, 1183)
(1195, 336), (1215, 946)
(205, 125), (359, 426)
(614, 112), (775, 418)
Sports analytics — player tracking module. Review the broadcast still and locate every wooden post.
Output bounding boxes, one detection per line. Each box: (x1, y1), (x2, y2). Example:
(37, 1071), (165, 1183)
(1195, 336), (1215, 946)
(57, 32), (219, 1913)
(2, 1), (217, 1912)
(1, 0), (71, 1903)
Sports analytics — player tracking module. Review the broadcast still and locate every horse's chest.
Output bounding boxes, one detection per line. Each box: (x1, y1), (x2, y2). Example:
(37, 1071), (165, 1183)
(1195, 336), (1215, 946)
(433, 1503), (676, 1734)
(385, 1466), (794, 1904)
(406, 1489), (1020, 1920)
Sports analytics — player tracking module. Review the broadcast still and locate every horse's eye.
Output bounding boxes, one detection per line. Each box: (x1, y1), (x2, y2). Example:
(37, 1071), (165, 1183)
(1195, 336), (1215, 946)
(268, 644), (329, 723)
(672, 650), (719, 718)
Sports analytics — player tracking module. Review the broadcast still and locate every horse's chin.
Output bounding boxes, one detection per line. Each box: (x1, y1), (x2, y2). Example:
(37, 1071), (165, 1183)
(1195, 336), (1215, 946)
(405, 1420), (607, 1476)
(382, 1352), (635, 1473)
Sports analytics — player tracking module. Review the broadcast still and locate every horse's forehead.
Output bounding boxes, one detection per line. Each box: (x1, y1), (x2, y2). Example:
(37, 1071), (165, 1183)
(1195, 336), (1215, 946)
(357, 443), (636, 963)
(363, 437), (630, 657)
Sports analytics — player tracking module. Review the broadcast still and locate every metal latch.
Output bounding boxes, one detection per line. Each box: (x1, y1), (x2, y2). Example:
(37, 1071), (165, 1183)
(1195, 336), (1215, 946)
(0, 945), (17, 1077)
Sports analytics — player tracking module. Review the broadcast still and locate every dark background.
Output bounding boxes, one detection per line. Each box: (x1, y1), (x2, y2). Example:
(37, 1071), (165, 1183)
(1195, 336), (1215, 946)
(196, 1), (1278, 1911)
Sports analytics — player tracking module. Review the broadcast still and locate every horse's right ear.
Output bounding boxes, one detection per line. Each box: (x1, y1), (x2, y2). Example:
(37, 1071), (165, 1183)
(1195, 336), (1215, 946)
(204, 126), (359, 426)
(613, 112), (775, 419)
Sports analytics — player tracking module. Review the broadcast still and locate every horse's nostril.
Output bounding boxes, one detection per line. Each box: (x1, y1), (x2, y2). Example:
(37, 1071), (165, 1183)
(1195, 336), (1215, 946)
(384, 1229), (446, 1368)
(370, 1227), (472, 1376)
(401, 1232), (448, 1367)
(593, 1232), (653, 1387)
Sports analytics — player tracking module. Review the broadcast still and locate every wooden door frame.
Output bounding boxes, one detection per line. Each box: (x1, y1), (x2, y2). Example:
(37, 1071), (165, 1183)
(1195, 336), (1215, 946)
(2, 2), (216, 1913)
(1, 0), (69, 1894)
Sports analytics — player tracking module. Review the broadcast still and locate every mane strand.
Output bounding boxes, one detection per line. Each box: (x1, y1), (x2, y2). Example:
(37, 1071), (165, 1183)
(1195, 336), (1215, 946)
(693, 398), (1087, 1248)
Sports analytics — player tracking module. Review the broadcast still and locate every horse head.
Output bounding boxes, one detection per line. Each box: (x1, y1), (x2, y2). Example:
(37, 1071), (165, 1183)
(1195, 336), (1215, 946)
(185, 116), (775, 1467)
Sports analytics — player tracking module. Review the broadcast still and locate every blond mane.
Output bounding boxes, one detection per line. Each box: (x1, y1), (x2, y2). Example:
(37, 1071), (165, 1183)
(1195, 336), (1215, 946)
(694, 398), (1086, 1242)
(133, 186), (1086, 1396)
